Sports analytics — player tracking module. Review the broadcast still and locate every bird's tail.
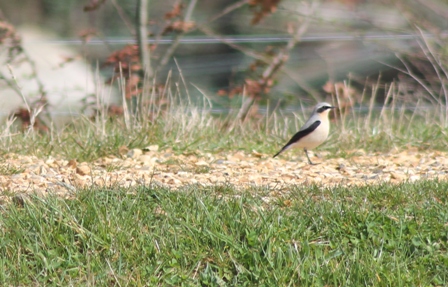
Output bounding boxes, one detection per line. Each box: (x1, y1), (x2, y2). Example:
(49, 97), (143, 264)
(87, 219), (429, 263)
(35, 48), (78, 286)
(273, 143), (294, 158)
(273, 149), (284, 158)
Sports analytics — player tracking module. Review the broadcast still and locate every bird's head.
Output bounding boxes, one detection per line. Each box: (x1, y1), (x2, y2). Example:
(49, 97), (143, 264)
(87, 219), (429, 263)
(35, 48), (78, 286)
(314, 102), (335, 117)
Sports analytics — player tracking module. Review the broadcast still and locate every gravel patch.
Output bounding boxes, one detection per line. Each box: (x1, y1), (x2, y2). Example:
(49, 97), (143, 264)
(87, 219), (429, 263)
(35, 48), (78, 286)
(1, 147), (447, 202)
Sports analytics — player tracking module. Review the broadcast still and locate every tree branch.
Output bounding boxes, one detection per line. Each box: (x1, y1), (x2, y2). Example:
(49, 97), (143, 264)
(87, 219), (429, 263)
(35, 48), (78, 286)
(110, 0), (135, 34)
(136, 0), (153, 78)
(155, 0), (198, 75)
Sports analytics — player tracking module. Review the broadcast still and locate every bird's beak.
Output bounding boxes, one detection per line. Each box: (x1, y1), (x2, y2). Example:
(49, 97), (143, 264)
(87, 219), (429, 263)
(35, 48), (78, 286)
(330, 106), (336, 109)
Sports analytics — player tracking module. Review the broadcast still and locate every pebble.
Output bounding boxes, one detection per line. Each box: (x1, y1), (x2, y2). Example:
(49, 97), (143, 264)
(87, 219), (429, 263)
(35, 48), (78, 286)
(76, 165), (91, 176)
(195, 160), (209, 167)
(144, 145), (159, 152)
(138, 155), (156, 165)
(127, 149), (143, 159)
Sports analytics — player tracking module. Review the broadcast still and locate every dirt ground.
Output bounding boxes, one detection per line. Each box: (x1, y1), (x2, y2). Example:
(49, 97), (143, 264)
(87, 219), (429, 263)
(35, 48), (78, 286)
(1, 146), (447, 202)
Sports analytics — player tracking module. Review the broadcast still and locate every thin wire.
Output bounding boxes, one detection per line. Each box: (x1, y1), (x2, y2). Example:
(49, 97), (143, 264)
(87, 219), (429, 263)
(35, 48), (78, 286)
(24, 32), (445, 46)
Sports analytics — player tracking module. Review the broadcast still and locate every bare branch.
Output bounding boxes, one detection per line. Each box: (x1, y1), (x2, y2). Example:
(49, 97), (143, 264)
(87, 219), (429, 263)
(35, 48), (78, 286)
(110, 0), (135, 34)
(0, 21), (50, 129)
(206, 0), (249, 24)
(198, 26), (270, 63)
(395, 53), (440, 105)
(184, 0), (197, 20)
(136, 0), (153, 78)
(155, 0), (198, 75)
(417, 27), (448, 82)
(154, 0), (249, 76)
(235, 4), (315, 120)
(261, 19), (310, 84)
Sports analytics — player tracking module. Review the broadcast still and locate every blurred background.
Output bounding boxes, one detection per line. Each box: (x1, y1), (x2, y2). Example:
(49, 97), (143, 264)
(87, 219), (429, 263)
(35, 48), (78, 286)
(0, 0), (448, 123)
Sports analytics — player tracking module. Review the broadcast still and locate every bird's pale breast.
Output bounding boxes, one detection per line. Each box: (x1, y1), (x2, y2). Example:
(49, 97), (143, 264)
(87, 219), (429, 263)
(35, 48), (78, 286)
(290, 116), (330, 149)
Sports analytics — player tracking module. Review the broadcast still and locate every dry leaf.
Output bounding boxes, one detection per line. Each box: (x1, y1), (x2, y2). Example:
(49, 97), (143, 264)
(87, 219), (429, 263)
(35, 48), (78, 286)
(83, 0), (107, 12)
(248, 0), (282, 25)
(165, 3), (184, 19)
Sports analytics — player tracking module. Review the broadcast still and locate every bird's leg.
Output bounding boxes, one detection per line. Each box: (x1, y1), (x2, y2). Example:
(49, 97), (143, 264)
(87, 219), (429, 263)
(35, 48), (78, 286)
(304, 148), (315, 165)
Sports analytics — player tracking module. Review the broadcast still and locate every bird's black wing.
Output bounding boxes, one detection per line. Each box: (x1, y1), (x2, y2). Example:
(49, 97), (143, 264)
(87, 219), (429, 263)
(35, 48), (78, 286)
(273, 120), (321, 158)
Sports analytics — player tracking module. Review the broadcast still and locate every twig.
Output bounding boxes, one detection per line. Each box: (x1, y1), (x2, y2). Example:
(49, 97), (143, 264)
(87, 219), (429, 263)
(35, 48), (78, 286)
(236, 88), (254, 122)
(155, 0), (198, 74)
(263, 21), (310, 80)
(413, 0), (448, 23)
(106, 259), (122, 287)
(110, 0), (135, 34)
(0, 21), (51, 131)
(198, 26), (270, 63)
(184, 0), (197, 20)
(6, 64), (31, 113)
(237, 6), (314, 120)
(416, 27), (448, 126)
(280, 66), (320, 99)
(394, 54), (440, 105)
(155, 0), (248, 75)
(19, 49), (48, 106)
(26, 105), (45, 136)
(118, 62), (131, 130)
(206, 0), (249, 24)
(173, 58), (192, 106)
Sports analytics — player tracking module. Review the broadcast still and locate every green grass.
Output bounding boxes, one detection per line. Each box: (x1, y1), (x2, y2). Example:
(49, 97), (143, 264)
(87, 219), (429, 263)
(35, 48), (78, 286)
(1, 180), (447, 286)
(0, 163), (24, 175)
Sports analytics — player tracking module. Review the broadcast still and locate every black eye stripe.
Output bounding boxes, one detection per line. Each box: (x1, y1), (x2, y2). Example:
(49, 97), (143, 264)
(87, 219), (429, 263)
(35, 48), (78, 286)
(317, 106), (331, 113)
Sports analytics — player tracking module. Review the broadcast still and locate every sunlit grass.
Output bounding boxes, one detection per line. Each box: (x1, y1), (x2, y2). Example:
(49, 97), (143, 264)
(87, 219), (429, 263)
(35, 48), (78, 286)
(1, 180), (447, 285)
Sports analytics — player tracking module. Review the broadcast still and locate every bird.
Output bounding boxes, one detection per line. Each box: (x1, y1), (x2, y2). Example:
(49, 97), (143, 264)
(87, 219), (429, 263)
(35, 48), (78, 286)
(273, 102), (335, 165)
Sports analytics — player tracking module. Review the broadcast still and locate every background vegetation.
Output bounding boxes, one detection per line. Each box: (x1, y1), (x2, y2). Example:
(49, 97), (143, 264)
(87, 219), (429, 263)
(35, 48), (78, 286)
(2, 0), (448, 114)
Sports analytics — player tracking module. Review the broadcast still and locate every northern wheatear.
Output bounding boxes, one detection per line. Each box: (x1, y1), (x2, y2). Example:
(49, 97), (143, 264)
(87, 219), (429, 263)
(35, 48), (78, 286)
(273, 102), (335, 165)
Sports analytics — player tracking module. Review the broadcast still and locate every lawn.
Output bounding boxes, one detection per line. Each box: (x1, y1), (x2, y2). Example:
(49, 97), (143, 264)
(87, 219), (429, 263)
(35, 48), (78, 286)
(1, 181), (447, 286)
